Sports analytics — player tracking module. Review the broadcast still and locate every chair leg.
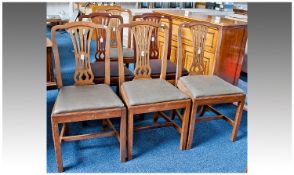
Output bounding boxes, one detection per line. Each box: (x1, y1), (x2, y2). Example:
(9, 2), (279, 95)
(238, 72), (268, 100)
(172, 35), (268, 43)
(51, 118), (63, 173)
(120, 110), (127, 162)
(231, 98), (245, 141)
(179, 102), (191, 150)
(186, 102), (198, 150)
(153, 112), (160, 124)
(127, 111), (134, 160)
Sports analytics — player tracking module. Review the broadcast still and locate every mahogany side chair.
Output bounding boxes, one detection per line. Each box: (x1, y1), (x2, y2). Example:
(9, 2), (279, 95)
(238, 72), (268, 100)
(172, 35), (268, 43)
(133, 13), (189, 84)
(176, 21), (246, 149)
(117, 21), (192, 160)
(51, 22), (126, 173)
(79, 12), (134, 85)
(133, 13), (189, 121)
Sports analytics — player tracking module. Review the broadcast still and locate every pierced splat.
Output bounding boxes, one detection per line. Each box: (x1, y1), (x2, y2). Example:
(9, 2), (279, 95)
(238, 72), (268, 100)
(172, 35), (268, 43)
(133, 13), (172, 60)
(144, 17), (160, 60)
(189, 25), (208, 75)
(117, 21), (169, 86)
(176, 21), (221, 84)
(134, 15), (161, 60)
(106, 10), (122, 48)
(79, 13), (123, 61)
(91, 15), (110, 60)
(131, 25), (156, 79)
(68, 27), (95, 85)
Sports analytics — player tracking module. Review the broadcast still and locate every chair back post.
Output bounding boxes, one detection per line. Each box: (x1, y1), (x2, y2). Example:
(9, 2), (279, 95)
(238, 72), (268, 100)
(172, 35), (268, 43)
(79, 12), (123, 61)
(117, 21), (169, 87)
(104, 25), (111, 85)
(160, 23), (169, 80)
(176, 21), (222, 84)
(175, 23), (185, 85)
(51, 25), (63, 89)
(51, 22), (111, 87)
(116, 24), (125, 88)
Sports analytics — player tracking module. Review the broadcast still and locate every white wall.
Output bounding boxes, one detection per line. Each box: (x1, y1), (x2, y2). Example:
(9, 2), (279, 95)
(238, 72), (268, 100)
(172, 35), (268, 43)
(47, 2), (73, 19)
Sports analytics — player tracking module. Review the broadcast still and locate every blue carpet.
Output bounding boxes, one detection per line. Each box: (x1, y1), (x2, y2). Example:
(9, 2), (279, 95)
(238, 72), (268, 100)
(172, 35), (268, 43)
(46, 26), (247, 173)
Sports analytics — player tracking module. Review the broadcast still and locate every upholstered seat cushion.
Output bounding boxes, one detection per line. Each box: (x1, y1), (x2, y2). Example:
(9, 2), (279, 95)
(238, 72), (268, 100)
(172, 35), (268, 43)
(52, 84), (124, 114)
(149, 59), (189, 79)
(91, 61), (133, 78)
(110, 48), (134, 59)
(122, 79), (189, 106)
(178, 75), (244, 99)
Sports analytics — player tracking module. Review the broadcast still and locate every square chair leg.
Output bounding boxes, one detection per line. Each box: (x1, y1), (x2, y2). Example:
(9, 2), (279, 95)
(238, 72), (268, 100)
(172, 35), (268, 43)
(51, 118), (63, 173)
(186, 95), (245, 149)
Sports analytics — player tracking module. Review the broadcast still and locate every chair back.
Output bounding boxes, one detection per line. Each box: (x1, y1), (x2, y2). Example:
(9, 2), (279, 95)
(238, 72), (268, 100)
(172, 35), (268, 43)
(92, 5), (133, 48)
(176, 21), (222, 83)
(51, 22), (111, 88)
(117, 21), (169, 86)
(79, 12), (123, 60)
(133, 13), (172, 60)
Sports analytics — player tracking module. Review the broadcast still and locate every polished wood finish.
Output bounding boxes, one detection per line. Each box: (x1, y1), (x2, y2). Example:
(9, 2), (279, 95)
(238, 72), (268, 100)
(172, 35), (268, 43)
(184, 94), (245, 149)
(51, 22), (126, 172)
(117, 21), (192, 160)
(79, 12), (123, 60)
(176, 21), (246, 149)
(176, 21), (221, 83)
(92, 5), (133, 49)
(133, 13), (173, 60)
(82, 7), (134, 66)
(46, 38), (56, 89)
(155, 10), (247, 85)
(79, 13), (132, 86)
(132, 13), (189, 84)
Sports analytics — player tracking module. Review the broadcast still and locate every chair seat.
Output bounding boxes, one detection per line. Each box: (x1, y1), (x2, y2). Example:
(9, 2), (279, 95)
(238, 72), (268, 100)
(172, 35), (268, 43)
(122, 79), (189, 106)
(110, 48), (134, 59)
(53, 84), (124, 114)
(178, 75), (244, 99)
(149, 59), (189, 79)
(91, 61), (133, 78)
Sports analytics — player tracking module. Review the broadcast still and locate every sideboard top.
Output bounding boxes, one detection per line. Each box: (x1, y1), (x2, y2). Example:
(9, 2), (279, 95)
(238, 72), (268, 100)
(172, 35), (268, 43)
(154, 10), (247, 27)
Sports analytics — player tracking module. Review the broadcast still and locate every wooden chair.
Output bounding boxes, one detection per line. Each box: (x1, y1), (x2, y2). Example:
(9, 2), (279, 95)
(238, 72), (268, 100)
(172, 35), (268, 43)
(51, 22), (126, 172)
(176, 21), (246, 149)
(117, 21), (192, 160)
(133, 13), (189, 84)
(79, 12), (134, 85)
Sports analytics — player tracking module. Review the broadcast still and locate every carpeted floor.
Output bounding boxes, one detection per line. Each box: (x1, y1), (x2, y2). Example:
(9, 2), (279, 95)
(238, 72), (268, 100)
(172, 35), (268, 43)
(46, 26), (247, 173)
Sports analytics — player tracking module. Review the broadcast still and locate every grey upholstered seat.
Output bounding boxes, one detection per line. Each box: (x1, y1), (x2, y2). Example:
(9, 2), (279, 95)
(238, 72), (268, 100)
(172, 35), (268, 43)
(110, 48), (134, 59)
(53, 84), (124, 114)
(122, 79), (189, 106)
(178, 75), (244, 99)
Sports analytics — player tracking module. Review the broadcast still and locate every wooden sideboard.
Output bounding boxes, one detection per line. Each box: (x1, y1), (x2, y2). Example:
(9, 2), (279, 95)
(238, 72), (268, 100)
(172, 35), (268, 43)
(155, 10), (247, 85)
